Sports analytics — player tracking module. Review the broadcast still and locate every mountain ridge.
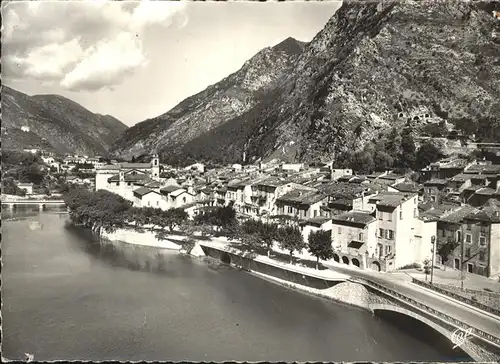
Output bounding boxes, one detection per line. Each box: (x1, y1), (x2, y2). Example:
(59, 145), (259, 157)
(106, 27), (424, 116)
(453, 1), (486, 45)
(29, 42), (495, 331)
(2, 85), (128, 156)
(112, 0), (500, 166)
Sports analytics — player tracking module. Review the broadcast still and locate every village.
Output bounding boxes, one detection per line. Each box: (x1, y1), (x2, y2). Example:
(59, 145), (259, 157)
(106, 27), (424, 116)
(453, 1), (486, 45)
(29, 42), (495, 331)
(76, 152), (498, 281)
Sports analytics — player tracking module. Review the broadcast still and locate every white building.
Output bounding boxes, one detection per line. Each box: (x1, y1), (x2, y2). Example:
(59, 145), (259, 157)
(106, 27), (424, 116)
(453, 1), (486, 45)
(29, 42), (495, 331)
(331, 211), (378, 269)
(369, 192), (420, 270)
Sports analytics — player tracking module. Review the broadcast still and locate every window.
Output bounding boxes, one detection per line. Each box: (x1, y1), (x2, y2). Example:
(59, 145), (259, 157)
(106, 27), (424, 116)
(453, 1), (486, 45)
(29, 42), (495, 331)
(466, 234), (472, 244)
(359, 232), (364, 241)
(313, 210), (318, 218)
(147, 201), (151, 206)
(338, 227), (342, 234)
(467, 263), (473, 273)
(440, 229), (445, 237)
(479, 251), (486, 262)
(431, 196), (436, 202)
(466, 223), (471, 230)
(388, 230), (394, 240)
(414, 208), (417, 217)
(457, 230), (462, 242)
(385, 245), (392, 255)
(480, 225), (487, 236)
(388, 212), (392, 221)
(156, 201), (159, 206)
(127, 182), (131, 186)
(414, 198), (417, 204)
(385, 230), (390, 239)
(479, 236), (486, 246)
(379, 228), (384, 238)
(183, 197), (186, 203)
(399, 210), (403, 220)
(465, 247), (470, 257)
(378, 211), (382, 220)
(288, 206), (293, 214)
(116, 182), (119, 186)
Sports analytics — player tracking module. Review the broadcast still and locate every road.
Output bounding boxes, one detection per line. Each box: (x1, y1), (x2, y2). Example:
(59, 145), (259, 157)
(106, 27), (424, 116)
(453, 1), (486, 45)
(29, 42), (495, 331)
(323, 262), (500, 340)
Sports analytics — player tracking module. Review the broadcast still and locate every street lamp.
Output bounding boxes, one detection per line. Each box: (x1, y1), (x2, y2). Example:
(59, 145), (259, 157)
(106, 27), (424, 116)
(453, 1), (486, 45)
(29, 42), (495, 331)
(430, 235), (436, 285)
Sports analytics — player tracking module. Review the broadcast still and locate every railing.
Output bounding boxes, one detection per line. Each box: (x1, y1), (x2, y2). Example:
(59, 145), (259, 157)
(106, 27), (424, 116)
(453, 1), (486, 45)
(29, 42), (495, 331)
(412, 278), (500, 316)
(351, 277), (500, 349)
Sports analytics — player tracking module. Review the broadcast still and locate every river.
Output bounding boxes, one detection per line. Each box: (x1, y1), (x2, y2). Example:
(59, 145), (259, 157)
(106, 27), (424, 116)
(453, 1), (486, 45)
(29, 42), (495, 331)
(2, 209), (470, 361)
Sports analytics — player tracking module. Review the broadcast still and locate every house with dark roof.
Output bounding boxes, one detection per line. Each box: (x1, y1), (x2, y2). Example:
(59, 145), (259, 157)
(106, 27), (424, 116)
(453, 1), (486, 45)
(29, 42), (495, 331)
(275, 189), (327, 221)
(423, 179), (449, 204)
(95, 155), (161, 201)
(132, 187), (163, 209)
(460, 199), (500, 278)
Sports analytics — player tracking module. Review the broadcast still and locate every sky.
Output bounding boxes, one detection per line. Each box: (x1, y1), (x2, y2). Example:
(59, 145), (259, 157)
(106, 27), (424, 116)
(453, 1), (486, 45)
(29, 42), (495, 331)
(2, 0), (341, 126)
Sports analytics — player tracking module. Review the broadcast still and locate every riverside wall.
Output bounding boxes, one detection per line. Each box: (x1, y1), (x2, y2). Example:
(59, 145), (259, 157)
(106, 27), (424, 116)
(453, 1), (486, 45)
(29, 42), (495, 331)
(197, 243), (390, 311)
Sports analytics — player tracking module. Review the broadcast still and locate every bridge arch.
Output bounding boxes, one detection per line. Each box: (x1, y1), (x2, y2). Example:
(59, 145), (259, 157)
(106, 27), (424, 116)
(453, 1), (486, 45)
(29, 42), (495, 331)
(369, 304), (478, 361)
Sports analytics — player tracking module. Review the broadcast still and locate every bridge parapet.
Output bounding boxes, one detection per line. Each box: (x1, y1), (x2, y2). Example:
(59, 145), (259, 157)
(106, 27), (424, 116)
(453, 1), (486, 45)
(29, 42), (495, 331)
(349, 277), (500, 360)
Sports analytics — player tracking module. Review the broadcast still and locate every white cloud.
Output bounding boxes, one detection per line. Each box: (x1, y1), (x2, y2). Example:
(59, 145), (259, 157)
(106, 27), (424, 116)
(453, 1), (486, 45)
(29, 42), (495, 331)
(2, 0), (187, 91)
(11, 39), (84, 80)
(61, 32), (147, 91)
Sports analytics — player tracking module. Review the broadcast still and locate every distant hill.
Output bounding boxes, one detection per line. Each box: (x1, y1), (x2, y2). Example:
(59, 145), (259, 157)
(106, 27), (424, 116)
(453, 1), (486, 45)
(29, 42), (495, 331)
(1, 86), (128, 156)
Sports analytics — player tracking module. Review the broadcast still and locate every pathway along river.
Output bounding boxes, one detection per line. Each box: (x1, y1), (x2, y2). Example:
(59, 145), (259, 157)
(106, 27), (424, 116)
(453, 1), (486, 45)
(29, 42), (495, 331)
(3, 210), (471, 361)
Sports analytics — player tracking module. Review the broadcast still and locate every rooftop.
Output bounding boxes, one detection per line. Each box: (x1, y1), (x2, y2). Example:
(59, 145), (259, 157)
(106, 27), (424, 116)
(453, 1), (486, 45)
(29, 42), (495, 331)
(424, 179), (448, 186)
(392, 182), (423, 193)
(368, 191), (417, 208)
(133, 187), (157, 197)
(331, 211), (376, 226)
(464, 164), (500, 175)
(160, 185), (183, 193)
(276, 189), (326, 206)
(465, 199), (500, 223)
(108, 173), (149, 182)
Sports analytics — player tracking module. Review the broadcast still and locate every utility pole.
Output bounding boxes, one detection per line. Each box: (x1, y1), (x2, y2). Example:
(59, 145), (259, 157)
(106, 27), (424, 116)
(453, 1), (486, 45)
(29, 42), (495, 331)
(430, 235), (436, 285)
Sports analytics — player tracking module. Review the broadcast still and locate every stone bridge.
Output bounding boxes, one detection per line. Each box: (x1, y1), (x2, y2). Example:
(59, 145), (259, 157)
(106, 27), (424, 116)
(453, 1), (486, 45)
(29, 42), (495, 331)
(354, 278), (500, 362)
(2, 200), (66, 210)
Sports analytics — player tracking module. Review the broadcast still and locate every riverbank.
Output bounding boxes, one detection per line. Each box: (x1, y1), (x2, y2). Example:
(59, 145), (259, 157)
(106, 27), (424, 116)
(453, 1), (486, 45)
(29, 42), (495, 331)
(99, 226), (182, 250)
(86, 222), (379, 311)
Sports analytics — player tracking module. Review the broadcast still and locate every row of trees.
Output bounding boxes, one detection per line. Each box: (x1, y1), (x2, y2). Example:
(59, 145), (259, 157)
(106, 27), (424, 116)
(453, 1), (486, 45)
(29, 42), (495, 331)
(64, 189), (188, 234)
(65, 189), (335, 269)
(233, 219), (334, 269)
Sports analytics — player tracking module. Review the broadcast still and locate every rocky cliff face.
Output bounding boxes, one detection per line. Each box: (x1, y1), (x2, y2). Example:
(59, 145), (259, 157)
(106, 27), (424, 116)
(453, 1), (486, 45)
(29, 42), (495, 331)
(111, 37), (307, 160)
(2, 86), (128, 156)
(113, 0), (500, 166)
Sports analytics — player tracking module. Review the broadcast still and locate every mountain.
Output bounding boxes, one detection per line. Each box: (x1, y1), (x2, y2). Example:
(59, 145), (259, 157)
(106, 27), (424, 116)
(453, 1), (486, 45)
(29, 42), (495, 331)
(111, 37), (307, 160)
(112, 0), (500, 166)
(1, 86), (128, 156)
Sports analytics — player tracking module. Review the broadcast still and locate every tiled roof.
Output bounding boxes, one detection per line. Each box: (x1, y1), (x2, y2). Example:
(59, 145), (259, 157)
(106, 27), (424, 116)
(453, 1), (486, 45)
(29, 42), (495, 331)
(318, 182), (369, 199)
(439, 205), (477, 224)
(332, 211), (376, 226)
(97, 164), (121, 170)
(120, 162), (152, 169)
(300, 216), (332, 227)
(108, 173), (149, 182)
(257, 177), (290, 188)
(133, 187), (157, 197)
(276, 190), (326, 205)
(369, 191), (417, 208)
(392, 182), (423, 193)
(465, 199), (500, 223)
(144, 181), (161, 189)
(160, 185), (183, 193)
(450, 174), (472, 182)
(424, 179), (448, 186)
(464, 164), (500, 175)
(475, 188), (496, 196)
(170, 189), (189, 197)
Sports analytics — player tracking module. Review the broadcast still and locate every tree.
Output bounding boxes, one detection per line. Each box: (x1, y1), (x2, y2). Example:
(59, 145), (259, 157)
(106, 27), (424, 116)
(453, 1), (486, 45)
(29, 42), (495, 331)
(260, 222), (279, 258)
(277, 226), (306, 264)
(307, 230), (334, 270)
(415, 142), (445, 170)
(399, 128), (417, 169)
